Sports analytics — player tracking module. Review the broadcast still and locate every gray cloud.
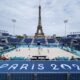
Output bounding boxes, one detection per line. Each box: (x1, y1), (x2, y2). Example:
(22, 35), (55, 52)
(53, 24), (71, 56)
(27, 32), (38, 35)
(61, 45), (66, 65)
(0, 0), (80, 36)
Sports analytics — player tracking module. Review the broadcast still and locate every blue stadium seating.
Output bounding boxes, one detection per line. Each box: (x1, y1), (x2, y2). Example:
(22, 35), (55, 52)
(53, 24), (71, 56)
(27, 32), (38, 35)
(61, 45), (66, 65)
(0, 44), (9, 50)
(60, 38), (80, 51)
(47, 39), (55, 43)
(60, 38), (72, 46)
(74, 45), (80, 51)
(7, 38), (22, 45)
(2, 33), (9, 36)
(0, 38), (6, 43)
(34, 38), (45, 44)
(24, 38), (32, 44)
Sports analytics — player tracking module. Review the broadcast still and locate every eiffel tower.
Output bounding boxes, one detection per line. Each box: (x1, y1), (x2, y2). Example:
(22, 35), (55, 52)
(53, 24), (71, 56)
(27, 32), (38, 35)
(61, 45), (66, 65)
(34, 5), (45, 38)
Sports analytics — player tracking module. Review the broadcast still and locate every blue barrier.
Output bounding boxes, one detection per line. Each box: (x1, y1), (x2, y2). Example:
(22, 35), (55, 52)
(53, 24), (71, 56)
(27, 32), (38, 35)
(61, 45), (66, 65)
(0, 61), (80, 73)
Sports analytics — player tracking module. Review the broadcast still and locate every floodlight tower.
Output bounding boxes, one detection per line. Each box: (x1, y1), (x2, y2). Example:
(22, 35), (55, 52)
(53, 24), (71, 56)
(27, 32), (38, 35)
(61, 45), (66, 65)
(64, 20), (68, 37)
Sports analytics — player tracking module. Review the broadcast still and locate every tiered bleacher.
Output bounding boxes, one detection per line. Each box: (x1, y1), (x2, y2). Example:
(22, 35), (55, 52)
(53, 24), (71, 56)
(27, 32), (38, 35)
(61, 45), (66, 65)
(60, 37), (80, 51)
(60, 38), (72, 46)
(73, 39), (80, 50)
(2, 33), (9, 37)
(34, 38), (46, 44)
(7, 37), (22, 45)
(0, 44), (9, 50)
(74, 45), (80, 51)
(47, 38), (56, 43)
(0, 38), (7, 44)
(24, 38), (32, 44)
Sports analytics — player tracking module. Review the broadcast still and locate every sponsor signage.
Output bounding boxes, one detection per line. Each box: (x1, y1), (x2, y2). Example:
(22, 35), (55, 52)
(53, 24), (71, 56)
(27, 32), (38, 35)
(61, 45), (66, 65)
(0, 61), (80, 73)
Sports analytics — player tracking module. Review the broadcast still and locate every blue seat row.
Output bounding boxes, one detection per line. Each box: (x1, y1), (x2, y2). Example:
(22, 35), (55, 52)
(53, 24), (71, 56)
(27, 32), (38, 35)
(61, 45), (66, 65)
(7, 38), (22, 45)
(24, 38), (32, 44)
(47, 39), (56, 43)
(34, 38), (45, 44)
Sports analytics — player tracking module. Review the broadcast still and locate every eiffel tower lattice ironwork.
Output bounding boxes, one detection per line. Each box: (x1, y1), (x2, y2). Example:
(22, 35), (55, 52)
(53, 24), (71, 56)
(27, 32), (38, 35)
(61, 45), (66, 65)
(35, 5), (45, 38)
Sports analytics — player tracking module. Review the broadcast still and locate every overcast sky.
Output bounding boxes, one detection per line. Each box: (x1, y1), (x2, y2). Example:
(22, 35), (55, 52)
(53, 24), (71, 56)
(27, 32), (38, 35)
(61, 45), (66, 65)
(0, 0), (80, 36)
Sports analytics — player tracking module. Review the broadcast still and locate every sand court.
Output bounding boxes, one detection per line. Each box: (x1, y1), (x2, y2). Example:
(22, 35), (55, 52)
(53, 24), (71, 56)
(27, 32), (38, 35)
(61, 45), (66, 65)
(2, 47), (80, 59)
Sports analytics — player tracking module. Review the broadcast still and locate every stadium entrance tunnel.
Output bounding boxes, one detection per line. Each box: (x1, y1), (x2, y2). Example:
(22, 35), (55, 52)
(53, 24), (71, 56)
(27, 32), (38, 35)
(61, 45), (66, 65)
(0, 73), (80, 80)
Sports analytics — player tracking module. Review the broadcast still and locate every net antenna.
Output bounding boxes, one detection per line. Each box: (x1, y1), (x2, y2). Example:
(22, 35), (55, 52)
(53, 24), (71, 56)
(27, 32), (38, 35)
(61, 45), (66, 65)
(39, 0), (41, 6)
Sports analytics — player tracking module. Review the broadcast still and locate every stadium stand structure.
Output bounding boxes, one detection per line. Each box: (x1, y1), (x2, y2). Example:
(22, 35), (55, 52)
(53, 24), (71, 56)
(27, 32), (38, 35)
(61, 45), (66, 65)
(7, 37), (22, 45)
(24, 38), (32, 44)
(34, 38), (46, 44)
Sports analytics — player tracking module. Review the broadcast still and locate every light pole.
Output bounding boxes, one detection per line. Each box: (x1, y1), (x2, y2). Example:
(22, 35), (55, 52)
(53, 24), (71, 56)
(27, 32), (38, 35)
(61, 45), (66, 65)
(64, 20), (68, 37)
(12, 19), (16, 36)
